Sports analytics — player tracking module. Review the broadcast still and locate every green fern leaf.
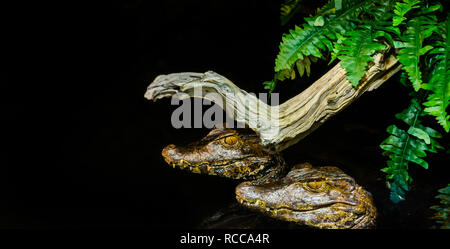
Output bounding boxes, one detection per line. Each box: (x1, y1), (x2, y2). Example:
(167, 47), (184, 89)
(281, 0), (306, 26)
(337, 25), (386, 86)
(263, 80), (277, 94)
(329, 1), (396, 85)
(275, 0), (372, 77)
(397, 16), (438, 91)
(430, 184), (450, 229)
(275, 22), (331, 72)
(423, 17), (450, 132)
(316, 0), (336, 16)
(407, 126), (431, 144)
(380, 98), (442, 203)
(392, 0), (420, 26)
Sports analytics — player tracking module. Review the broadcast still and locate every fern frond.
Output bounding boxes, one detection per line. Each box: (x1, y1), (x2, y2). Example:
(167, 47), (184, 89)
(430, 184), (450, 229)
(281, 0), (306, 26)
(397, 16), (438, 91)
(329, 1), (397, 86)
(367, 0), (396, 21)
(275, 0), (372, 79)
(392, 0), (420, 26)
(263, 80), (277, 94)
(316, 0), (336, 16)
(336, 25), (386, 86)
(423, 17), (450, 132)
(380, 98), (442, 203)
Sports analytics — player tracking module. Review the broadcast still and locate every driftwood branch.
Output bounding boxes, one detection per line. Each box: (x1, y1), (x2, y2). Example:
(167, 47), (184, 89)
(145, 52), (402, 151)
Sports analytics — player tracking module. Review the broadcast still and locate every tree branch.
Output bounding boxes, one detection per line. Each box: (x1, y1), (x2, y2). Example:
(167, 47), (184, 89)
(145, 52), (402, 151)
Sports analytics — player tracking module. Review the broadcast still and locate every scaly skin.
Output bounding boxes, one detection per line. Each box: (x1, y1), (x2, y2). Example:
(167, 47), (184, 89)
(162, 127), (286, 183)
(236, 163), (377, 229)
(161, 127), (376, 229)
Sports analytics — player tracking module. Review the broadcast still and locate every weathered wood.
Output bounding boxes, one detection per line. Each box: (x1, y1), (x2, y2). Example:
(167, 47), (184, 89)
(145, 52), (402, 151)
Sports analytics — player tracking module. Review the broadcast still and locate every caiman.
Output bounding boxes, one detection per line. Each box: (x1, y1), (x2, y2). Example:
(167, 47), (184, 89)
(162, 126), (377, 229)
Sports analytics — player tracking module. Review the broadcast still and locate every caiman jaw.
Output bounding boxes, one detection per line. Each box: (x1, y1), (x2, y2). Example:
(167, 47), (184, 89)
(162, 148), (271, 178)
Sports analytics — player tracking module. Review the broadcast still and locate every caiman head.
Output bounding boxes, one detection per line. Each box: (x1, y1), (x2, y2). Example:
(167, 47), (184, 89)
(161, 127), (284, 180)
(235, 163), (377, 229)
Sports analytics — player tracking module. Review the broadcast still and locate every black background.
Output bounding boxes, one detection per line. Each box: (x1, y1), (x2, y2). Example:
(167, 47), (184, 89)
(1, 0), (449, 232)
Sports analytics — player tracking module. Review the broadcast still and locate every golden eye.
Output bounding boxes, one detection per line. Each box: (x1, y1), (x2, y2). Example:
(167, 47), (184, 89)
(304, 181), (326, 192)
(224, 136), (238, 145)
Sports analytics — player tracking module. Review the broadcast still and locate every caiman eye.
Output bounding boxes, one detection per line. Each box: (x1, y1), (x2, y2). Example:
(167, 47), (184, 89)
(220, 135), (239, 146)
(224, 136), (238, 145)
(304, 181), (326, 192)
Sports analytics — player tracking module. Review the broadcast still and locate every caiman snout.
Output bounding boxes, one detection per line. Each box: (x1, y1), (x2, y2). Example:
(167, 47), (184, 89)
(162, 143), (197, 167)
(162, 144), (177, 164)
(162, 143), (176, 160)
(161, 143), (209, 172)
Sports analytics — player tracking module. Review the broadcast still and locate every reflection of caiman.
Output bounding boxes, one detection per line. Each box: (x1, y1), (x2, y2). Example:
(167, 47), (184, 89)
(162, 127), (377, 229)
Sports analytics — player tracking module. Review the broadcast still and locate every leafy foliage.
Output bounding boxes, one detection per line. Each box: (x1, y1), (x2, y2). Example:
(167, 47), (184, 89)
(422, 16), (450, 132)
(396, 16), (437, 91)
(380, 98), (442, 203)
(430, 184), (450, 229)
(281, 0), (306, 26)
(377, 3), (447, 202)
(263, 80), (277, 93)
(268, 0), (449, 203)
(335, 25), (386, 86)
(275, 0), (372, 80)
(392, 0), (420, 26)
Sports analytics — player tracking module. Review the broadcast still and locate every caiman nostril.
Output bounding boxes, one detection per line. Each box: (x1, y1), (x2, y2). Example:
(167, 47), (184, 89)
(165, 144), (176, 150)
(162, 144), (176, 153)
(162, 144), (177, 164)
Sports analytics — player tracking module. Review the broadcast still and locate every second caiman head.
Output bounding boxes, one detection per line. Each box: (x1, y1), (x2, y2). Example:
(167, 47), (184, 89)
(235, 163), (377, 229)
(161, 127), (284, 180)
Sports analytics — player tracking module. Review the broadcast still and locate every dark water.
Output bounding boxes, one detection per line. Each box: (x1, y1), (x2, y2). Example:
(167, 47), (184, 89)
(2, 0), (448, 229)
